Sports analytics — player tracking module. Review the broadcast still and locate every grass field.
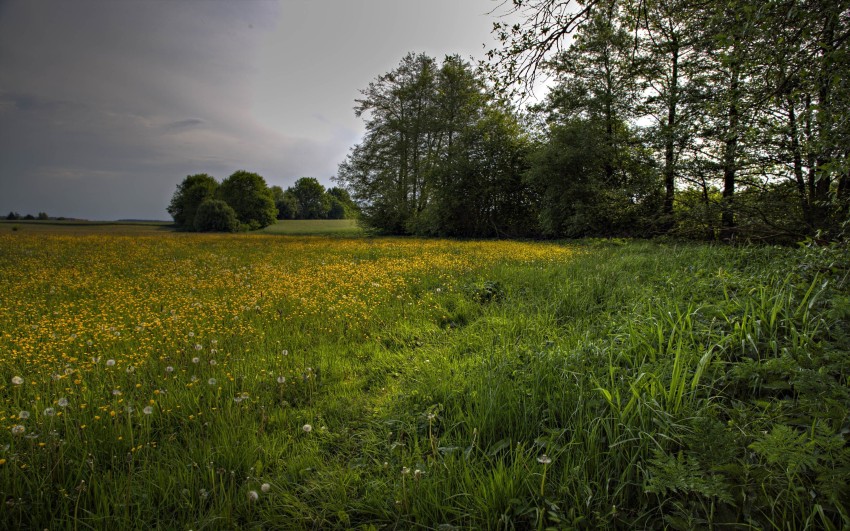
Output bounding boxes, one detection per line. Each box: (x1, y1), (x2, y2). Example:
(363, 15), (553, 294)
(260, 219), (364, 236)
(0, 219), (363, 236)
(0, 228), (848, 529)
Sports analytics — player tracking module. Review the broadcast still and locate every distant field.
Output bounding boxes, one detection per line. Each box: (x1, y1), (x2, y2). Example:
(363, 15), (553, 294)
(261, 219), (364, 235)
(0, 219), (364, 236)
(0, 220), (174, 235)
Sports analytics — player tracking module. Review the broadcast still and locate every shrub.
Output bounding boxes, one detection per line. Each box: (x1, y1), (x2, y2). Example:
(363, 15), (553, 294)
(193, 199), (240, 232)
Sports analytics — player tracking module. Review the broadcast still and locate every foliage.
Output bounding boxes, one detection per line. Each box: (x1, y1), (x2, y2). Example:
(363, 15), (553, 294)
(167, 174), (219, 230)
(289, 177), (330, 220)
(528, 117), (661, 237)
(488, 0), (850, 242)
(337, 53), (538, 237)
(217, 171), (277, 230)
(193, 199), (240, 232)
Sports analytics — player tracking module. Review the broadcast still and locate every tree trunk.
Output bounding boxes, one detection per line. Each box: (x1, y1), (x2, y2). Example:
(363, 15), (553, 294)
(720, 55), (740, 242)
(662, 43), (679, 232)
(787, 96), (810, 230)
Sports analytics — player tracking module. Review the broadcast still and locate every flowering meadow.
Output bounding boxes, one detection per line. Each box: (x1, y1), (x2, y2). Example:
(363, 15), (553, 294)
(1, 228), (848, 528)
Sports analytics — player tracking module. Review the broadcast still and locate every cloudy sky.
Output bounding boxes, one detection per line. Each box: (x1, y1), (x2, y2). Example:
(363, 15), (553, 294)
(0, 0), (518, 220)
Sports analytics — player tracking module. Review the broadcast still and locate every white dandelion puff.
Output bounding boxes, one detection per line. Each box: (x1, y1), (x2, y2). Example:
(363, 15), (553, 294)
(302, 424), (312, 433)
(11, 376), (23, 385)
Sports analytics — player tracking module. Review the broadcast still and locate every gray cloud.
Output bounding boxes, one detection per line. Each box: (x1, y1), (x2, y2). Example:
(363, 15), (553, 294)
(0, 0), (516, 220)
(164, 119), (205, 132)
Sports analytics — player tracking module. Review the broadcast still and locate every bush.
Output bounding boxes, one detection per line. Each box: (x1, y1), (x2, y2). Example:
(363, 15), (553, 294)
(193, 199), (240, 232)
(217, 171), (277, 229)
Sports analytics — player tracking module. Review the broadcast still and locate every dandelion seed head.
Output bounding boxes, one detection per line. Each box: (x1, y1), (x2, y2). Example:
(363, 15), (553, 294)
(192, 357), (200, 364)
(43, 407), (56, 417)
(143, 406), (153, 415)
(277, 376), (286, 384)
(261, 483), (271, 493)
(208, 378), (217, 386)
(18, 411), (29, 420)
(57, 397), (69, 408)
(11, 425), (25, 436)
(302, 424), (312, 433)
(11, 376), (23, 385)
(165, 366), (174, 373)
(537, 455), (552, 465)
(247, 490), (259, 501)
(106, 359), (116, 367)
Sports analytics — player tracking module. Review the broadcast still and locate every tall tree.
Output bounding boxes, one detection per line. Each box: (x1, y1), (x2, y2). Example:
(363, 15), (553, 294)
(167, 173), (219, 230)
(338, 53), (439, 233)
(217, 171), (277, 230)
(289, 177), (330, 219)
(338, 53), (536, 236)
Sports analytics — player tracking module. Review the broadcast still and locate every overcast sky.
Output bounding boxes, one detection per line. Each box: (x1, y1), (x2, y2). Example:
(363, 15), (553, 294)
(0, 0), (519, 220)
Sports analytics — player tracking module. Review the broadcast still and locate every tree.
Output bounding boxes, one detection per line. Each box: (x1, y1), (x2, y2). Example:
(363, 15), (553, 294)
(217, 171), (277, 230)
(194, 199), (240, 232)
(6, 212), (20, 220)
(276, 190), (300, 220)
(289, 177), (330, 219)
(327, 187), (359, 218)
(337, 53), (536, 237)
(337, 53), (440, 233)
(167, 174), (219, 230)
(37, 212), (48, 220)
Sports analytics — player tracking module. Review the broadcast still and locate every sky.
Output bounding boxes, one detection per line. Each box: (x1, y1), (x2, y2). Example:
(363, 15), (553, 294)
(0, 0), (520, 220)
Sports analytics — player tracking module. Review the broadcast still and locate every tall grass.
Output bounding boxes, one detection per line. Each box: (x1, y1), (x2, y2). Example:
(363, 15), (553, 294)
(1, 234), (848, 529)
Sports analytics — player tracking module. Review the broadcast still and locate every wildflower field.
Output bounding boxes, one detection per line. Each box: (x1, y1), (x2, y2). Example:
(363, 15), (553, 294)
(1, 228), (848, 529)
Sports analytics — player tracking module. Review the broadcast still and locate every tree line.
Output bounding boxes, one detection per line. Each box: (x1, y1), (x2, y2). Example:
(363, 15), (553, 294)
(334, 0), (849, 242)
(6, 212), (50, 221)
(168, 172), (357, 232)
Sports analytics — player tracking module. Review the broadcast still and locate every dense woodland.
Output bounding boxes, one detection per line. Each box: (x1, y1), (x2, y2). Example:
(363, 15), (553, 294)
(336, 0), (850, 242)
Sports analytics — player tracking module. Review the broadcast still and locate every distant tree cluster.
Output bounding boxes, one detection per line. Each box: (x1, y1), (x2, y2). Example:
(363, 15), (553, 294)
(168, 172), (357, 232)
(168, 171), (276, 232)
(270, 178), (359, 220)
(335, 1), (849, 242)
(6, 212), (49, 220)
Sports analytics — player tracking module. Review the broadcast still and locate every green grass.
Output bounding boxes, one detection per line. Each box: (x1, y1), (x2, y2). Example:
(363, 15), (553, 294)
(260, 219), (364, 236)
(1, 233), (848, 529)
(0, 220), (175, 234)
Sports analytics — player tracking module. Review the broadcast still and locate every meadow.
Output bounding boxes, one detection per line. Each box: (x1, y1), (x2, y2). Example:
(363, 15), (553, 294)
(0, 226), (848, 529)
